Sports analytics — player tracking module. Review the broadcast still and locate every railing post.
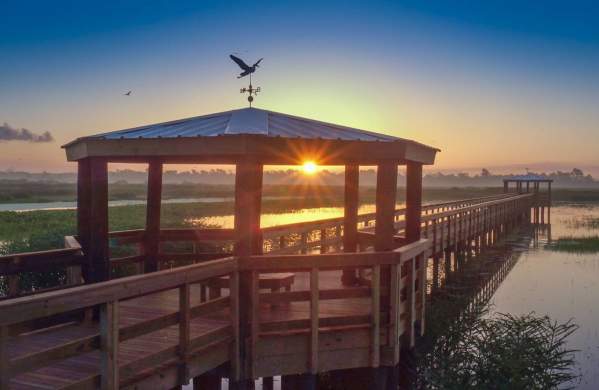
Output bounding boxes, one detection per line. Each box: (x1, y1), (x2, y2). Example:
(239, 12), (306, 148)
(279, 235), (285, 250)
(250, 270), (260, 379)
(406, 257), (416, 348)
(418, 254), (426, 336)
(100, 301), (119, 389)
(179, 283), (190, 385)
(389, 261), (401, 366)
(230, 272), (241, 383)
(371, 265), (381, 367)
(310, 267), (319, 375)
(7, 274), (18, 298)
(300, 232), (308, 254)
(0, 325), (8, 390)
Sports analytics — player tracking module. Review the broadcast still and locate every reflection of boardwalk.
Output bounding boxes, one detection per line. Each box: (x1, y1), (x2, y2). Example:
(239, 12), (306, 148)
(429, 227), (533, 314)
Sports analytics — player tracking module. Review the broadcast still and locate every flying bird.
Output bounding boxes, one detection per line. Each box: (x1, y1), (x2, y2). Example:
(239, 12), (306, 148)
(124, 91), (132, 96)
(229, 55), (263, 78)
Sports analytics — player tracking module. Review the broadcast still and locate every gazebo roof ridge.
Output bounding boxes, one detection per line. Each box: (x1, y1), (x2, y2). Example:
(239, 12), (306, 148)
(64, 107), (437, 147)
(504, 174), (553, 182)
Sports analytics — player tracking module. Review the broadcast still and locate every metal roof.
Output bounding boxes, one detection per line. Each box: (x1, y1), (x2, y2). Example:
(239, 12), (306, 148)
(87, 107), (414, 143)
(504, 174), (552, 182)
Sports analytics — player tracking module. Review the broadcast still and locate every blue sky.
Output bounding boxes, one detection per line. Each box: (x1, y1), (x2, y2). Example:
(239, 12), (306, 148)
(1, 0), (598, 172)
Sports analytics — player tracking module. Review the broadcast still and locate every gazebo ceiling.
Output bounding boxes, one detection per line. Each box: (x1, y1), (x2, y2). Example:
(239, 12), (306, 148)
(63, 107), (439, 165)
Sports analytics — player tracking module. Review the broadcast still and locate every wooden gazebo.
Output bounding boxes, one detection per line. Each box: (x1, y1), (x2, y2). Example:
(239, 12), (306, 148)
(503, 174), (552, 223)
(63, 107), (439, 283)
(62, 106), (439, 388)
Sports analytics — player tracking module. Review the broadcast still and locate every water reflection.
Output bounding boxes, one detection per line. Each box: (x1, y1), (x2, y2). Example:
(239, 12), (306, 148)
(491, 204), (599, 389)
(188, 204), (386, 229)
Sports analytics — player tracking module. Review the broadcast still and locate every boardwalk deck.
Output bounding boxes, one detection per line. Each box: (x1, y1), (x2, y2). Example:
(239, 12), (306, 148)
(0, 193), (536, 389)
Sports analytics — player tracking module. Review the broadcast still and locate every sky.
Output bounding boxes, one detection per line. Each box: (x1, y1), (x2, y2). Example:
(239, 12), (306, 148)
(1, 0), (598, 173)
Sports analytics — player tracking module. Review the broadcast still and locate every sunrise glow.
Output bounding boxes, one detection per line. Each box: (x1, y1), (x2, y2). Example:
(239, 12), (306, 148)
(302, 161), (318, 175)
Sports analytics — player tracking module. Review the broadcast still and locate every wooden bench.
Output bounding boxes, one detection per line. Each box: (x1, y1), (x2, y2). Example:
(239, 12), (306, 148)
(202, 272), (295, 302)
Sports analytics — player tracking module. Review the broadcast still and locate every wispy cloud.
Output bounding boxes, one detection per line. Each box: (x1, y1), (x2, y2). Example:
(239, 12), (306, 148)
(0, 123), (54, 142)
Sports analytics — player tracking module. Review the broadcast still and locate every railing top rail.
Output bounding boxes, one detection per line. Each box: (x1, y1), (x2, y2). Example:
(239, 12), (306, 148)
(102, 193), (524, 241)
(422, 193), (533, 222)
(0, 247), (80, 262)
(0, 256), (237, 326)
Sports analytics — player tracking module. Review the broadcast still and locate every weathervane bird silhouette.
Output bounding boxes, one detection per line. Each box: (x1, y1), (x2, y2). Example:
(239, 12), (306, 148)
(230, 54), (263, 107)
(229, 55), (263, 78)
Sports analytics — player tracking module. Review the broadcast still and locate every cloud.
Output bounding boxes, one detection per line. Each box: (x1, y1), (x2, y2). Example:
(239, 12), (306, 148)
(0, 123), (54, 142)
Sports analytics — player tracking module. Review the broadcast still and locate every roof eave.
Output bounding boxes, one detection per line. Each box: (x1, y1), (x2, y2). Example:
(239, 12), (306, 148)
(63, 135), (438, 165)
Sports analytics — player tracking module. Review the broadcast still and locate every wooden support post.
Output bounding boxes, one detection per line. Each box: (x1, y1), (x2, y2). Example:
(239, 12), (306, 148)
(0, 325), (8, 390)
(406, 257), (417, 348)
(193, 373), (221, 389)
(343, 165), (360, 285)
(234, 159), (263, 386)
(548, 181), (552, 223)
(230, 272), (241, 383)
(87, 158), (109, 282)
(179, 284), (191, 385)
(145, 159), (163, 273)
(406, 162), (423, 244)
(371, 265), (381, 367)
(100, 301), (119, 389)
(375, 162), (398, 251)
(262, 377), (274, 390)
(77, 159), (92, 282)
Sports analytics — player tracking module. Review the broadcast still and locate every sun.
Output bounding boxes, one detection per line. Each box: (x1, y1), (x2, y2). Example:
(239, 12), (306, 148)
(302, 161), (318, 175)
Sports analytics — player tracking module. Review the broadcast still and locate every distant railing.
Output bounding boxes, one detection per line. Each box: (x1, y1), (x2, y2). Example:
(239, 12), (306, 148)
(0, 237), (84, 299)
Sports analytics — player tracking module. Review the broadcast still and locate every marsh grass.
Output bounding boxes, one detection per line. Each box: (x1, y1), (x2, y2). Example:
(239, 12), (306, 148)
(546, 236), (599, 253)
(418, 306), (579, 390)
(565, 216), (599, 229)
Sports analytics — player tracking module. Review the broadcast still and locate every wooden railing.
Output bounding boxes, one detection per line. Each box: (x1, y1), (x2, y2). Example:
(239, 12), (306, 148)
(0, 239), (430, 388)
(0, 257), (239, 389)
(0, 236), (84, 299)
(238, 238), (430, 377)
(0, 193), (529, 299)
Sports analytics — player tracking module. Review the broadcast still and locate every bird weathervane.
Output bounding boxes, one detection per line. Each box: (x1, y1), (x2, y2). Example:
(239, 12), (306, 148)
(230, 54), (263, 107)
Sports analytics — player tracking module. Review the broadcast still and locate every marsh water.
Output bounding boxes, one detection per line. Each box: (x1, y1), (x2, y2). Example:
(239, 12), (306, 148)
(491, 204), (599, 389)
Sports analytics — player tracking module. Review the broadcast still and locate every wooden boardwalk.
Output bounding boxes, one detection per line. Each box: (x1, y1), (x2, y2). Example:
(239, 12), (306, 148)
(0, 193), (535, 389)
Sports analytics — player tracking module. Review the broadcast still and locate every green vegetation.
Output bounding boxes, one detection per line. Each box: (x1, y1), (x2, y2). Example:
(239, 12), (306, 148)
(417, 307), (579, 390)
(546, 236), (599, 253)
(565, 216), (599, 230)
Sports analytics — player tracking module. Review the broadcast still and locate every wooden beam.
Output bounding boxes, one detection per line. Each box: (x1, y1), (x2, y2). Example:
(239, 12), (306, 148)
(0, 325), (8, 390)
(375, 162), (398, 251)
(344, 165), (359, 252)
(234, 159), (263, 384)
(89, 158), (109, 282)
(145, 159), (163, 273)
(234, 160), (263, 257)
(342, 164), (359, 286)
(405, 162), (423, 244)
(77, 159), (92, 282)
